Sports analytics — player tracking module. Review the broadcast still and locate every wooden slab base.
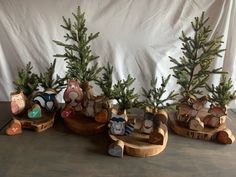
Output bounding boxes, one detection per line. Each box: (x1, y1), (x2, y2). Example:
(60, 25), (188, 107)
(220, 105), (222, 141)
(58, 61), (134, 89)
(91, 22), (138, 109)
(170, 110), (227, 141)
(63, 112), (108, 135)
(13, 112), (56, 132)
(109, 129), (168, 157)
(170, 119), (226, 141)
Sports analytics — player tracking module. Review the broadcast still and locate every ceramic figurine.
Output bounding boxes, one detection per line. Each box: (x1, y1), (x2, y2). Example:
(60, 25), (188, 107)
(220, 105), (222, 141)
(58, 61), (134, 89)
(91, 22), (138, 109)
(141, 112), (155, 134)
(108, 140), (125, 158)
(10, 92), (27, 115)
(109, 112), (126, 136)
(28, 104), (42, 119)
(63, 80), (83, 111)
(33, 89), (57, 112)
(6, 119), (22, 136)
(61, 105), (75, 119)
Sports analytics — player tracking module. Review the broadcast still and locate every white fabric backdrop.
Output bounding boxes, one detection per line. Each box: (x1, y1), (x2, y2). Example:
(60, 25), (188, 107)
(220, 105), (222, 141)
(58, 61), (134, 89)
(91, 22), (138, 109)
(0, 0), (236, 107)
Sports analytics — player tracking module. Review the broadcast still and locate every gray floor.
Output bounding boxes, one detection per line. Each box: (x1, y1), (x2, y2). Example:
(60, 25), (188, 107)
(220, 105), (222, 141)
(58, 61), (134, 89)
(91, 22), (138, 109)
(0, 103), (236, 177)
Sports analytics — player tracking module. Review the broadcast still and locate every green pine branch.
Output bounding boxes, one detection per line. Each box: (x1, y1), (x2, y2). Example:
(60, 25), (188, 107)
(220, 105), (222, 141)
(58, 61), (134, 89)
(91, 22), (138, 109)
(13, 62), (39, 96)
(170, 12), (225, 98)
(38, 59), (66, 93)
(206, 74), (236, 107)
(142, 75), (177, 110)
(96, 63), (113, 98)
(110, 75), (141, 112)
(53, 6), (102, 86)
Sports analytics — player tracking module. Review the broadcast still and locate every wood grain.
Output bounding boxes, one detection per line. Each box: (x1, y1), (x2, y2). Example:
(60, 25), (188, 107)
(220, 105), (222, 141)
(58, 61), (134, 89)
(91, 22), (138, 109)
(13, 111), (56, 132)
(63, 112), (108, 135)
(109, 128), (168, 157)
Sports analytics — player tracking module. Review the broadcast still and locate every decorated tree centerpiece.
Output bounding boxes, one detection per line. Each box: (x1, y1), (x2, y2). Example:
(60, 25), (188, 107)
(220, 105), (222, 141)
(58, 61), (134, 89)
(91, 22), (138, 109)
(169, 12), (236, 144)
(108, 75), (176, 157)
(108, 74), (140, 135)
(141, 75), (177, 144)
(33, 59), (66, 113)
(54, 6), (110, 135)
(7, 60), (65, 135)
(10, 62), (38, 116)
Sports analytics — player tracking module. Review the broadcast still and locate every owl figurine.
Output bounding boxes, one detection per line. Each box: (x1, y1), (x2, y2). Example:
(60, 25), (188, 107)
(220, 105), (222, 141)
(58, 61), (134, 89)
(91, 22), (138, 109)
(10, 92), (27, 115)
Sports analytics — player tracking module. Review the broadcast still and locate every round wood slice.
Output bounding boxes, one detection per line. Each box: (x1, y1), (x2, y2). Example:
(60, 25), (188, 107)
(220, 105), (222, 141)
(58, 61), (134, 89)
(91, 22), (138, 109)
(13, 112), (56, 132)
(109, 129), (168, 157)
(63, 112), (108, 135)
(169, 110), (227, 141)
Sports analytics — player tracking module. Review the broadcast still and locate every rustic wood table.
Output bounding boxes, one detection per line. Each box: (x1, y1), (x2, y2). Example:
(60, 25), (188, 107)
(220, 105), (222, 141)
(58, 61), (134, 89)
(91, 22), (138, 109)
(0, 102), (236, 177)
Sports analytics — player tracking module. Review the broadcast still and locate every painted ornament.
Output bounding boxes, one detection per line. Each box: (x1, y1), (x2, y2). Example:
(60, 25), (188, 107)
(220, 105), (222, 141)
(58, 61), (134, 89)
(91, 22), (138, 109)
(10, 92), (26, 115)
(33, 89), (57, 112)
(63, 80), (83, 111)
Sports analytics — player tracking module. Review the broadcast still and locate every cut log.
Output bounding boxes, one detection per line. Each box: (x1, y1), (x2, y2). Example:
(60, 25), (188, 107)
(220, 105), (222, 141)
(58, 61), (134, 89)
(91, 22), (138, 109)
(170, 113), (226, 141)
(108, 140), (124, 158)
(95, 109), (109, 123)
(189, 117), (204, 131)
(156, 110), (168, 125)
(109, 129), (168, 157)
(203, 115), (226, 128)
(217, 129), (235, 144)
(63, 111), (108, 135)
(148, 123), (167, 145)
(13, 111), (55, 132)
(6, 119), (22, 136)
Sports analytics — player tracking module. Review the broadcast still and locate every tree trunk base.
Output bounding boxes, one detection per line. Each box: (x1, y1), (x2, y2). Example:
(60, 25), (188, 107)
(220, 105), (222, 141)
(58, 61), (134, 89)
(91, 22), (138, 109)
(109, 128), (168, 157)
(13, 112), (55, 132)
(63, 111), (108, 135)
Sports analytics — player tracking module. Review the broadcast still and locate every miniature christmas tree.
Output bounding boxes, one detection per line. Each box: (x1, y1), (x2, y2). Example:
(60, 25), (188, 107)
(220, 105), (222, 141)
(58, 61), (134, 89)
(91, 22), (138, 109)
(142, 75), (177, 112)
(110, 74), (140, 113)
(96, 63), (113, 99)
(169, 12), (235, 144)
(206, 74), (236, 107)
(170, 12), (225, 100)
(53, 6), (102, 90)
(38, 59), (66, 93)
(13, 62), (38, 97)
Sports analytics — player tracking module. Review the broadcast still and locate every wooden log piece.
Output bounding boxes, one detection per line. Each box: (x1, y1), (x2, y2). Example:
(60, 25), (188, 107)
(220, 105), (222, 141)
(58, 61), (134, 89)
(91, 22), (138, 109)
(109, 129), (168, 157)
(13, 111), (56, 132)
(148, 122), (167, 145)
(95, 109), (109, 123)
(63, 112), (108, 135)
(217, 129), (235, 144)
(189, 117), (204, 131)
(6, 119), (22, 136)
(203, 115), (226, 128)
(108, 140), (125, 158)
(156, 110), (168, 125)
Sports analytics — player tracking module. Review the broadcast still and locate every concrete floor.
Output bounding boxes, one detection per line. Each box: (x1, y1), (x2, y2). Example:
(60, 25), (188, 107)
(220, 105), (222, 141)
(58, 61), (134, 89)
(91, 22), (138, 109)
(0, 102), (236, 177)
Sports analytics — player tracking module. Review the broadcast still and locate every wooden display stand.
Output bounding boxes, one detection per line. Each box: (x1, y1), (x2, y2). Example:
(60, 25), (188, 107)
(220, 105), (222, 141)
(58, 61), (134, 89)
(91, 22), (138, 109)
(63, 112), (108, 135)
(170, 109), (235, 144)
(13, 112), (56, 132)
(109, 126), (168, 157)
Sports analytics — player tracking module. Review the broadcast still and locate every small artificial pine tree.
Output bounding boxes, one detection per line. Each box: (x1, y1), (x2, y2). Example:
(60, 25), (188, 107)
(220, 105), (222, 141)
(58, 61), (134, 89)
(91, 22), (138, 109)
(53, 6), (102, 89)
(110, 75), (140, 112)
(206, 75), (236, 107)
(38, 59), (66, 93)
(95, 63), (113, 99)
(142, 75), (177, 112)
(13, 62), (39, 97)
(170, 12), (225, 100)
